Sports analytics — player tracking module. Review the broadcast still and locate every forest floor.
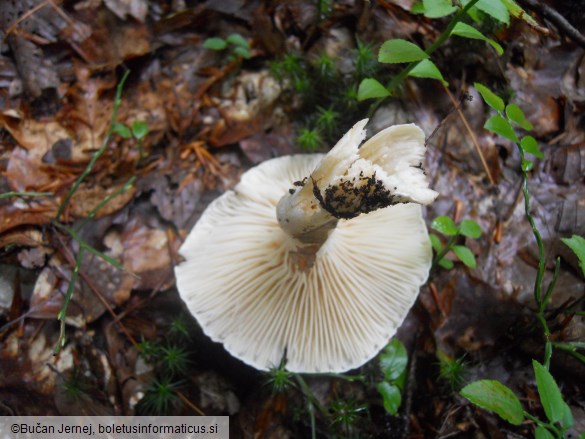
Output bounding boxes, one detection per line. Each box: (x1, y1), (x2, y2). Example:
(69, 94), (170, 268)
(0, 1), (584, 438)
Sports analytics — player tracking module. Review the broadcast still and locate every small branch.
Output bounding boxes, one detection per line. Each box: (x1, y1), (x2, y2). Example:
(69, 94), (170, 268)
(518, 0), (585, 49)
(443, 86), (495, 185)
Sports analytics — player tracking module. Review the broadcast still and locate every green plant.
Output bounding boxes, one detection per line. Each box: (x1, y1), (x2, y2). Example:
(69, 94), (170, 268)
(168, 316), (190, 340)
(137, 338), (160, 361)
(376, 339), (408, 415)
(461, 360), (573, 438)
(460, 83), (584, 437)
(112, 120), (149, 158)
(270, 52), (306, 82)
(297, 128), (323, 152)
(430, 216), (483, 269)
(160, 345), (190, 377)
(353, 38), (378, 80)
(356, 0), (536, 109)
(202, 33), (251, 61)
(315, 106), (340, 137)
(329, 397), (367, 437)
(136, 378), (182, 415)
(266, 358), (294, 395)
(51, 71), (137, 353)
(437, 350), (468, 391)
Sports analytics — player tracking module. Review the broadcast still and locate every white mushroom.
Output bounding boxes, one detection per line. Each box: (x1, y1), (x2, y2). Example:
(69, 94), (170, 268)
(175, 119), (438, 373)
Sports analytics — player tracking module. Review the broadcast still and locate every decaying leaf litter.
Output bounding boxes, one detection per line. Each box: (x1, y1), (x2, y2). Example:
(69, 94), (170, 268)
(0, 0), (584, 437)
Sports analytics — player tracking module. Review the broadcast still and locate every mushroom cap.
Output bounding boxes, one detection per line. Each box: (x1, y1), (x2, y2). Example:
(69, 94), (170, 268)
(175, 154), (432, 373)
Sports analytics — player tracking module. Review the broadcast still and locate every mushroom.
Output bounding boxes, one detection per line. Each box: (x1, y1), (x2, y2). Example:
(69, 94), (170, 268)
(175, 119), (438, 373)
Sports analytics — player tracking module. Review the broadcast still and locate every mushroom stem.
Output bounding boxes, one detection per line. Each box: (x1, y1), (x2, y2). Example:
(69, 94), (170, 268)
(276, 119), (438, 265)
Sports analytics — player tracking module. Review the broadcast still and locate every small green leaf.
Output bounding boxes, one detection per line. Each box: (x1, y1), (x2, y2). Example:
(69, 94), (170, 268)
(226, 33), (249, 49)
(453, 246), (477, 268)
(429, 234), (443, 253)
(474, 83), (505, 112)
(521, 159), (534, 172)
(535, 427), (555, 439)
(422, 0), (456, 18)
(560, 235), (585, 278)
(131, 121), (149, 140)
(474, 0), (510, 24)
(451, 23), (503, 55)
(112, 122), (132, 139)
(202, 37), (227, 51)
(377, 382), (402, 415)
(484, 115), (519, 142)
(459, 220), (482, 239)
(408, 59), (447, 85)
(438, 257), (454, 270)
(562, 401), (574, 428)
(520, 136), (543, 158)
(378, 39), (429, 64)
(506, 104), (533, 130)
(357, 78), (391, 101)
(431, 215), (458, 236)
(232, 46), (251, 59)
(532, 360), (565, 424)
(379, 339), (408, 381)
(411, 2), (425, 14)
(461, 380), (524, 426)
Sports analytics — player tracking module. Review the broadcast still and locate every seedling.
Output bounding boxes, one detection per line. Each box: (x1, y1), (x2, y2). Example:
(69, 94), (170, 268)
(376, 339), (408, 415)
(429, 216), (483, 270)
(202, 33), (251, 61)
(112, 120), (149, 158)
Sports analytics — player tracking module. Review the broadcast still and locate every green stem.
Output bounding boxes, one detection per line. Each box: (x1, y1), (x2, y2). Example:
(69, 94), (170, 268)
(75, 176), (136, 232)
(52, 221), (136, 276)
(432, 233), (459, 269)
(367, 0), (481, 117)
(518, 147), (552, 367)
(0, 191), (52, 200)
(54, 247), (86, 354)
(56, 70), (130, 220)
(518, 149), (546, 304)
(552, 342), (585, 364)
(295, 374), (319, 439)
(523, 412), (562, 438)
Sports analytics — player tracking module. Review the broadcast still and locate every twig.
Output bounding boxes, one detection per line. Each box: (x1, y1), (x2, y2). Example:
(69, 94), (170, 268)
(177, 391), (206, 416)
(517, 0), (585, 49)
(443, 86), (495, 185)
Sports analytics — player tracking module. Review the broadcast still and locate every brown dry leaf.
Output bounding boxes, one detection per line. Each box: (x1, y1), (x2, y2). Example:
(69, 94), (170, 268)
(103, 0), (148, 22)
(433, 272), (522, 354)
(104, 215), (173, 291)
(145, 172), (205, 230)
(69, 181), (137, 219)
(0, 325), (75, 395)
(0, 203), (56, 234)
(239, 131), (297, 164)
(6, 147), (53, 192)
(67, 6), (150, 68)
(209, 71), (282, 147)
(28, 250), (131, 326)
